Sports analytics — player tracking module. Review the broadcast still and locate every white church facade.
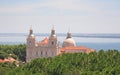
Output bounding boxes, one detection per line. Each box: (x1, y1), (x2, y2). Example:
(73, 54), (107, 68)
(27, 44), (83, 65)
(26, 27), (95, 62)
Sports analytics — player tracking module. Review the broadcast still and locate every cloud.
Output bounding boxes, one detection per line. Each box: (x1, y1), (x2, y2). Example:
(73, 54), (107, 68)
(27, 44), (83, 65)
(1, 0), (119, 17)
(0, 0), (100, 15)
(0, 0), (120, 33)
(0, 6), (32, 14)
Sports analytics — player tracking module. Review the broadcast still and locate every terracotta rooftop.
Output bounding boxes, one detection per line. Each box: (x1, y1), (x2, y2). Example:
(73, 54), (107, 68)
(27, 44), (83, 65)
(38, 37), (49, 45)
(0, 57), (16, 63)
(60, 46), (95, 52)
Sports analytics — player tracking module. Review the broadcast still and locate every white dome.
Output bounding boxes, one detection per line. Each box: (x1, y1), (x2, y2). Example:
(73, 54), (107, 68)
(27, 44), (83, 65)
(62, 38), (76, 47)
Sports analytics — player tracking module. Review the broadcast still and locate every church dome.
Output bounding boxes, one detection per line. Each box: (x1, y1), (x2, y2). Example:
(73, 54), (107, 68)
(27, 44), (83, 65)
(62, 32), (76, 47)
(62, 38), (76, 47)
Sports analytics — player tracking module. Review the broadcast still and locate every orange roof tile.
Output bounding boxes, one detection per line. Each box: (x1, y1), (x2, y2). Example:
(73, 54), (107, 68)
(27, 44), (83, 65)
(60, 46), (95, 52)
(39, 37), (49, 45)
(0, 59), (5, 63)
(0, 57), (16, 63)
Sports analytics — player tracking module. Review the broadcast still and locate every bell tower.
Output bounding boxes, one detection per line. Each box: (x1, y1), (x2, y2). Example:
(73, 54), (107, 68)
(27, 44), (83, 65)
(26, 27), (36, 62)
(49, 27), (58, 46)
(49, 27), (59, 56)
(27, 27), (35, 47)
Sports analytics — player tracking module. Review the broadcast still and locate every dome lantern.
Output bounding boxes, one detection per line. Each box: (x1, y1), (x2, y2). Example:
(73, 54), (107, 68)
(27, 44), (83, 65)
(66, 32), (72, 39)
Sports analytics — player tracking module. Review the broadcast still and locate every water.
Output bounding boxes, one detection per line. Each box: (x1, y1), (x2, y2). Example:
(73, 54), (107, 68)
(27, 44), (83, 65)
(0, 33), (120, 50)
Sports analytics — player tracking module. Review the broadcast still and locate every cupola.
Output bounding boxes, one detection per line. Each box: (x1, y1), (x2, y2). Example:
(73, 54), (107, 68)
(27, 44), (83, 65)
(62, 32), (76, 47)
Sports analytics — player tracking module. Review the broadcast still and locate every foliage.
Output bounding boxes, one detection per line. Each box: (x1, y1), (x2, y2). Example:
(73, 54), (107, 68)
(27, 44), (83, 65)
(0, 44), (26, 61)
(0, 44), (120, 75)
(23, 50), (120, 75)
(0, 62), (16, 75)
(0, 51), (8, 59)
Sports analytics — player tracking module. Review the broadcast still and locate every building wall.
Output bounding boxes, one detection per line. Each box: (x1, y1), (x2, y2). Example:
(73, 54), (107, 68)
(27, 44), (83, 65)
(26, 38), (60, 62)
(26, 44), (59, 62)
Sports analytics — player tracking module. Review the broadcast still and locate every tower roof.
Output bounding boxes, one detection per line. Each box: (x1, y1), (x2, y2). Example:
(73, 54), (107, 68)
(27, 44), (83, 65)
(28, 26), (35, 38)
(50, 26), (57, 39)
(51, 26), (55, 35)
(29, 26), (33, 35)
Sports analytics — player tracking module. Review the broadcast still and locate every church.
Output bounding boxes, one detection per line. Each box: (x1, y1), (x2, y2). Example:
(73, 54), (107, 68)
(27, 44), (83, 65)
(26, 27), (95, 62)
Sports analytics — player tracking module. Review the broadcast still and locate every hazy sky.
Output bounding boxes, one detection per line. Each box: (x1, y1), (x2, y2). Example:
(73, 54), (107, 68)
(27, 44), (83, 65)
(0, 0), (120, 33)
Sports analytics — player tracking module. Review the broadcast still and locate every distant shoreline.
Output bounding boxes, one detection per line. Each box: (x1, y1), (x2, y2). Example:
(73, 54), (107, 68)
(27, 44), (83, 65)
(0, 33), (120, 50)
(0, 33), (120, 39)
(0, 42), (120, 50)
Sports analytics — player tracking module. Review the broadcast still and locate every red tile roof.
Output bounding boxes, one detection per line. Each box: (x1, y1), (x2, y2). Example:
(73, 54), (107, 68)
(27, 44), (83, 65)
(0, 57), (16, 63)
(39, 37), (49, 45)
(60, 46), (95, 53)
(0, 59), (5, 63)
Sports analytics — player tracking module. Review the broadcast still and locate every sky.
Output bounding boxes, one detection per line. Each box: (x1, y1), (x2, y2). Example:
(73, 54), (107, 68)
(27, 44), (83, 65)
(0, 0), (120, 33)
